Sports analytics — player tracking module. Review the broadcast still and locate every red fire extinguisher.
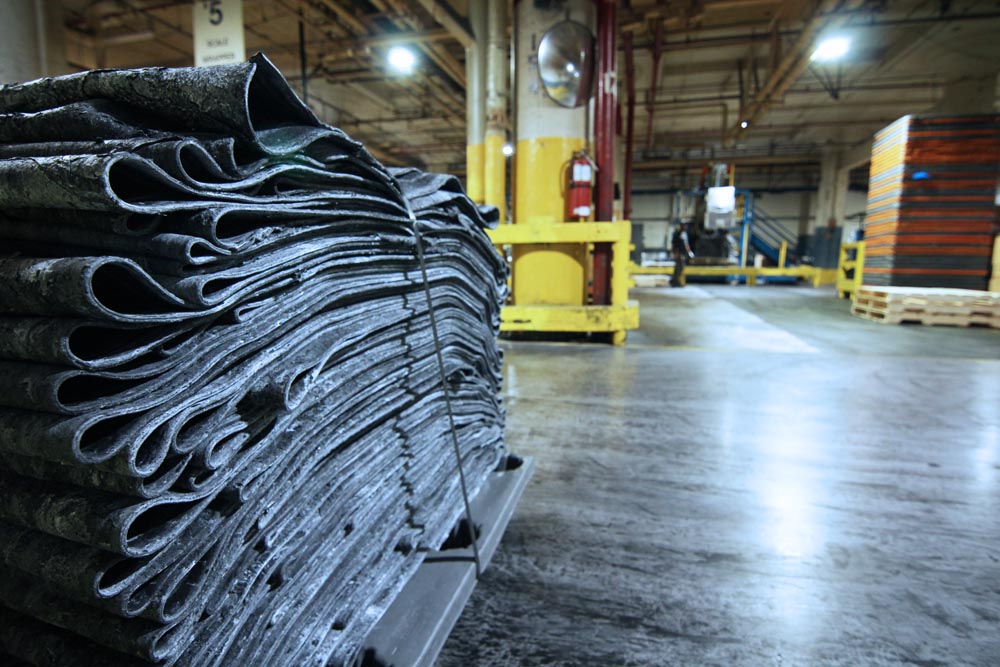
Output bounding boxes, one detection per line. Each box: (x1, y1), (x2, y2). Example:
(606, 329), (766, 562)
(567, 151), (595, 221)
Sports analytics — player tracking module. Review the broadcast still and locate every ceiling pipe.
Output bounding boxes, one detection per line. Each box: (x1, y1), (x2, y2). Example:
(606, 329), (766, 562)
(644, 22), (664, 151)
(623, 30), (636, 222)
(674, 116), (896, 142)
(625, 9), (1000, 51)
(635, 155), (820, 171)
(319, 29), (451, 63)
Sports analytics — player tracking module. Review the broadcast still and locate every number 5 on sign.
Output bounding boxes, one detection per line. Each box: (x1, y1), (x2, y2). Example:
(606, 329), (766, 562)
(193, 0), (246, 67)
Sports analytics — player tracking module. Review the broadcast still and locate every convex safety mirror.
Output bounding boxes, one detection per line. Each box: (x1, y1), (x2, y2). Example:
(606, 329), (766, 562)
(537, 20), (595, 108)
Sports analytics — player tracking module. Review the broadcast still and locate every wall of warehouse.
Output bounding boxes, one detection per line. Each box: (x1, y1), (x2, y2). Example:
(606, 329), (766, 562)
(752, 189), (868, 239)
(631, 191), (673, 250)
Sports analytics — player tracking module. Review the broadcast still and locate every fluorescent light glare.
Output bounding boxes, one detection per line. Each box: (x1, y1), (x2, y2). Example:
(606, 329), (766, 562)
(740, 120), (749, 129)
(502, 143), (514, 156)
(811, 36), (850, 62)
(387, 46), (416, 74)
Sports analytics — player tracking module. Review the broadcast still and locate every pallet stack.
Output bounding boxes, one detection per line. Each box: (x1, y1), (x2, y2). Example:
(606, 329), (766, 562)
(853, 285), (1000, 328)
(864, 114), (1000, 290)
(990, 235), (1000, 293)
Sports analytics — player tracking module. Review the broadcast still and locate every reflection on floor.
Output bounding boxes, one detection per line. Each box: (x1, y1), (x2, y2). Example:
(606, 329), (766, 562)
(437, 285), (1000, 667)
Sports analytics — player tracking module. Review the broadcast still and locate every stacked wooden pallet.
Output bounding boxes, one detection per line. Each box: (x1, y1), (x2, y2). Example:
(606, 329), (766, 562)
(852, 285), (1000, 328)
(990, 235), (1000, 293)
(864, 114), (1000, 290)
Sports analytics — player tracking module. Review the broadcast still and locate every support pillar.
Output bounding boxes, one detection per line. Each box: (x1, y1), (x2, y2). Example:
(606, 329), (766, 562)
(465, 0), (486, 204)
(815, 147), (848, 232)
(591, 0), (617, 305)
(484, 0), (508, 222)
(0, 0), (48, 83)
(594, 0), (617, 223)
(512, 0), (595, 306)
(797, 190), (812, 237)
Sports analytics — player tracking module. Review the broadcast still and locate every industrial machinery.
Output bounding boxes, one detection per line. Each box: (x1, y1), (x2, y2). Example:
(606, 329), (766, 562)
(632, 168), (840, 287)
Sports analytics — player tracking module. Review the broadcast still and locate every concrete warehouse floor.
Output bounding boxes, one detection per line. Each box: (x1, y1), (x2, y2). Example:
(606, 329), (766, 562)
(436, 285), (1000, 667)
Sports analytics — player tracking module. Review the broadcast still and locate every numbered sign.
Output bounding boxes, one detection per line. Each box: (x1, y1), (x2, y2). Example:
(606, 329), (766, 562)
(193, 0), (246, 67)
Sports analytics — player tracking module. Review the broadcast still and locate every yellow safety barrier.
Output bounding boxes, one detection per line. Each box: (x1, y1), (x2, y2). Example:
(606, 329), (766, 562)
(487, 221), (640, 346)
(630, 262), (836, 287)
(836, 241), (866, 299)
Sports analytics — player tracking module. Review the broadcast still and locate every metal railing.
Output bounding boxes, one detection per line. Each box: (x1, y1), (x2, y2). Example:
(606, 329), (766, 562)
(749, 205), (799, 264)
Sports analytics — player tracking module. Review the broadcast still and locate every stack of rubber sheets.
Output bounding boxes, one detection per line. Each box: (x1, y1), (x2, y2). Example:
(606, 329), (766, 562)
(864, 114), (1000, 289)
(0, 54), (507, 667)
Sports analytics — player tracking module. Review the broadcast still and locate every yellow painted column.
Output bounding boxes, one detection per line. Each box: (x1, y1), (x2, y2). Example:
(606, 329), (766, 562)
(512, 0), (594, 306)
(484, 0), (507, 221)
(466, 143), (484, 203)
(464, 0), (486, 203)
(514, 136), (583, 223)
(484, 132), (506, 221)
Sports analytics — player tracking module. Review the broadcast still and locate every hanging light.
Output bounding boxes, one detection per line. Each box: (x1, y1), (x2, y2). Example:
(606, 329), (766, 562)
(811, 36), (851, 62)
(387, 46), (416, 74)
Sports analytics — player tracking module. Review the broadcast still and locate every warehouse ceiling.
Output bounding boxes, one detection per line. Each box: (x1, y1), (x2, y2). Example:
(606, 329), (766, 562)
(56, 0), (1000, 188)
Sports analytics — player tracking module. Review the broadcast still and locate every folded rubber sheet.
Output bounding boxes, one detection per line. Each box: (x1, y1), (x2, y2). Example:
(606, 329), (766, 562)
(0, 54), (507, 667)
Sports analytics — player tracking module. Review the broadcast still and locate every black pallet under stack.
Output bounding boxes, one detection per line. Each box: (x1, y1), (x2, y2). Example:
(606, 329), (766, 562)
(0, 54), (509, 667)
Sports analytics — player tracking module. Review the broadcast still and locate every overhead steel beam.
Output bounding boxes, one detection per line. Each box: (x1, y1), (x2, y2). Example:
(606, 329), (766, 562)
(635, 155), (820, 171)
(65, 26), (155, 48)
(372, 0), (466, 89)
(730, 0), (866, 139)
(415, 0), (475, 49)
(310, 0), (368, 35)
(703, 0), (783, 10)
(319, 28), (451, 62)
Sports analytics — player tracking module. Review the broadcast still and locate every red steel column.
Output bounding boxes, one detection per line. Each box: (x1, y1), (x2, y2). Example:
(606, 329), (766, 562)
(645, 22), (663, 151)
(592, 0), (617, 305)
(623, 30), (636, 222)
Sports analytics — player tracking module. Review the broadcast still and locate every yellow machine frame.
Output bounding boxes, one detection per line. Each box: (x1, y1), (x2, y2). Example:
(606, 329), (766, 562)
(631, 235), (841, 287)
(836, 241), (866, 299)
(487, 221), (640, 346)
(630, 261), (837, 287)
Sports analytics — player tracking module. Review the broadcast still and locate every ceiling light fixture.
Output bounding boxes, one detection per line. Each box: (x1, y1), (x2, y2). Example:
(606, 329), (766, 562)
(502, 143), (514, 156)
(387, 46), (416, 74)
(811, 36), (850, 62)
(740, 120), (749, 129)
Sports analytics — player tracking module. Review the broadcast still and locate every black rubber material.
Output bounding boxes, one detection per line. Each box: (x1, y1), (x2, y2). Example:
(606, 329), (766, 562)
(0, 54), (507, 667)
